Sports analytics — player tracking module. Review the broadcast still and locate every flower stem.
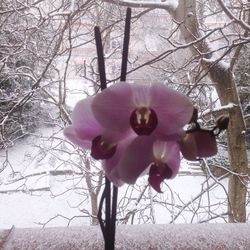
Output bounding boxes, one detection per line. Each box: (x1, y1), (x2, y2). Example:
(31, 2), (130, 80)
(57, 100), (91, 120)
(120, 8), (131, 81)
(94, 26), (106, 90)
(97, 178), (118, 250)
(95, 8), (131, 250)
(110, 186), (118, 249)
(95, 26), (117, 250)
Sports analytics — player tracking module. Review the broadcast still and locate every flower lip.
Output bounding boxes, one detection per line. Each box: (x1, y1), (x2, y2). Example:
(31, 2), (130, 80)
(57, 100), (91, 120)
(91, 135), (117, 160)
(148, 163), (173, 193)
(130, 107), (158, 135)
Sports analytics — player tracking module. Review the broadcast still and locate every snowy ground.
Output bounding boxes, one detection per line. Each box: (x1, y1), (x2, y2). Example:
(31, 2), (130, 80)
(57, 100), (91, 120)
(0, 175), (229, 229)
(0, 127), (247, 229)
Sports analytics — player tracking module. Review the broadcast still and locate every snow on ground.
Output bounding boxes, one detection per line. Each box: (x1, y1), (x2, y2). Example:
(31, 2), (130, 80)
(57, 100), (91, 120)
(2, 224), (250, 250)
(0, 191), (87, 229)
(0, 127), (243, 229)
(0, 175), (229, 229)
(0, 127), (91, 229)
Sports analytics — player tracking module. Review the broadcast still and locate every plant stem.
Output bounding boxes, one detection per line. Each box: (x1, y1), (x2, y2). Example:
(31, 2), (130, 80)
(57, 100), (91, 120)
(95, 8), (131, 250)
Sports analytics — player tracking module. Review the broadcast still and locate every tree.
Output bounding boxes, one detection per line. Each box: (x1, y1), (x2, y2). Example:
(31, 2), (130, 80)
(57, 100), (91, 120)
(0, 0), (62, 148)
(0, 0), (102, 226)
(102, 0), (249, 222)
(234, 44), (250, 147)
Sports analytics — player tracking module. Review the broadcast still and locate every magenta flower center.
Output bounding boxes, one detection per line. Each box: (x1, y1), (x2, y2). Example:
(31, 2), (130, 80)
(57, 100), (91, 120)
(91, 135), (117, 160)
(129, 107), (158, 135)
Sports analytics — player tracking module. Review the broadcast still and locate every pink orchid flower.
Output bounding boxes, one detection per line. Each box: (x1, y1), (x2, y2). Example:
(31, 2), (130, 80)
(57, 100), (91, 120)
(91, 82), (193, 140)
(64, 82), (195, 192)
(65, 82), (193, 158)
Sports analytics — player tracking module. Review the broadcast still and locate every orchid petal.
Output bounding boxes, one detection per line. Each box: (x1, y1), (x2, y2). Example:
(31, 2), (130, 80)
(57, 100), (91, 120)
(150, 83), (193, 137)
(104, 149), (124, 187)
(130, 107), (158, 135)
(90, 135), (117, 160)
(116, 136), (155, 184)
(66, 97), (130, 152)
(64, 126), (91, 149)
(92, 82), (134, 133)
(71, 97), (103, 142)
(180, 130), (217, 160)
(131, 83), (151, 107)
(152, 140), (167, 160)
(104, 162), (124, 187)
(104, 135), (136, 186)
(148, 165), (165, 193)
(153, 140), (181, 178)
(161, 141), (181, 178)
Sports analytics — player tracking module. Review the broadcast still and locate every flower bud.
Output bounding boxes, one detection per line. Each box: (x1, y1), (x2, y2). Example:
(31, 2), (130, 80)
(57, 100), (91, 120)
(216, 115), (229, 130)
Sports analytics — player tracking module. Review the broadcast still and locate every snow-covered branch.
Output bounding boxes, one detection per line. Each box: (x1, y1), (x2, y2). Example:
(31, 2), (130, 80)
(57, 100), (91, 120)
(217, 0), (250, 32)
(201, 103), (238, 117)
(103, 0), (178, 12)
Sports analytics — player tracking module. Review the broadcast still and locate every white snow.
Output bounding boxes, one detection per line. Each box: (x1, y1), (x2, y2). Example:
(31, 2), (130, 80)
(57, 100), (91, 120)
(120, 0), (178, 11)
(2, 224), (250, 249)
(0, 126), (236, 229)
(202, 56), (230, 71)
(161, 0), (178, 10)
(0, 174), (229, 228)
(212, 102), (237, 111)
(203, 42), (231, 71)
(202, 102), (237, 116)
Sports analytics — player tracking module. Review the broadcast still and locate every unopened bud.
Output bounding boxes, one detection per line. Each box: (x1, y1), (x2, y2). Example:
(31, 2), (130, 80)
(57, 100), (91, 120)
(216, 115), (229, 130)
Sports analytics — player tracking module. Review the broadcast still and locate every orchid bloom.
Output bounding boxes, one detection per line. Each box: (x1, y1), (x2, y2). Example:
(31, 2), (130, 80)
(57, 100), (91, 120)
(64, 81), (224, 192)
(64, 82), (193, 159)
(89, 81), (193, 192)
(91, 82), (193, 140)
